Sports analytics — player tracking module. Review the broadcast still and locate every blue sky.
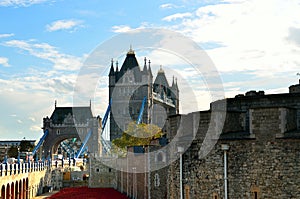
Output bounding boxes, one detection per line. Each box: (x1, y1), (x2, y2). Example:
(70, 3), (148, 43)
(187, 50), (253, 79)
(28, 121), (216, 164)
(1, 0), (300, 140)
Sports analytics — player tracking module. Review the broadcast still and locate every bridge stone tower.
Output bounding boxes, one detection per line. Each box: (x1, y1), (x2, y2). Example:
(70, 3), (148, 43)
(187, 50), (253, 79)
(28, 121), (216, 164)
(42, 103), (101, 158)
(108, 48), (179, 140)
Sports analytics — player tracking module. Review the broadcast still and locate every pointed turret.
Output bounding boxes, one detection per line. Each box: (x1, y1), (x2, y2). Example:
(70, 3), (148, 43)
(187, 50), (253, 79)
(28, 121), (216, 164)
(117, 47), (142, 82)
(116, 60), (119, 72)
(143, 57), (148, 72)
(148, 60), (153, 78)
(142, 57), (149, 83)
(170, 76), (179, 114)
(171, 76), (175, 87)
(175, 77), (179, 90)
(109, 58), (115, 76)
(109, 58), (116, 87)
(154, 65), (169, 88)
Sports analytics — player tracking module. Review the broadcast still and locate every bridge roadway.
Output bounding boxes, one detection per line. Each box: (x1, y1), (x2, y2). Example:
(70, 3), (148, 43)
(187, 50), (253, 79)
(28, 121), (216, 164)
(0, 158), (86, 199)
(0, 161), (55, 199)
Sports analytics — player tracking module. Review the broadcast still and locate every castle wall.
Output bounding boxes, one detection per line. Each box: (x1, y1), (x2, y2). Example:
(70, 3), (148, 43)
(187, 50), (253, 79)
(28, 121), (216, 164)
(167, 107), (300, 199)
(110, 96), (300, 199)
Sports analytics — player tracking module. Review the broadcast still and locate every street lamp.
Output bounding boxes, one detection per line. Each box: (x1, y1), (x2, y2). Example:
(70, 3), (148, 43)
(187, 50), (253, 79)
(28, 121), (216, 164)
(68, 152), (71, 166)
(35, 150), (39, 162)
(27, 148), (30, 164)
(132, 167), (137, 199)
(177, 146), (184, 199)
(221, 144), (230, 199)
(48, 150), (51, 167)
(17, 146), (20, 164)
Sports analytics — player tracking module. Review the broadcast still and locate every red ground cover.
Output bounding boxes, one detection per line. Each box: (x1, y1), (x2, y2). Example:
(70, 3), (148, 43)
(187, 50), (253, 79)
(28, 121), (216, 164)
(47, 186), (129, 199)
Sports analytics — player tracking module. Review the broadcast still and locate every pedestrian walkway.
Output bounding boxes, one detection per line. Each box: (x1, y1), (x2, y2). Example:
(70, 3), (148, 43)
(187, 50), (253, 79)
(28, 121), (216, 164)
(33, 191), (59, 199)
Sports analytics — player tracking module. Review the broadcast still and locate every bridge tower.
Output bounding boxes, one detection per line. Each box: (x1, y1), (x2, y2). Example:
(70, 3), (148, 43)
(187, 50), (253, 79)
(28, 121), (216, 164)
(41, 102), (101, 159)
(108, 47), (179, 140)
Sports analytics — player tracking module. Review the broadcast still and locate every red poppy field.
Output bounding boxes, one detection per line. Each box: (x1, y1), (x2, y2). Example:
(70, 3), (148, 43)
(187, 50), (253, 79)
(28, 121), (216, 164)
(46, 186), (129, 199)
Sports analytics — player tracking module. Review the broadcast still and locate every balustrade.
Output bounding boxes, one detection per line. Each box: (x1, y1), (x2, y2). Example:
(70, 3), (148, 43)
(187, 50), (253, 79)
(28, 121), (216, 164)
(0, 161), (48, 177)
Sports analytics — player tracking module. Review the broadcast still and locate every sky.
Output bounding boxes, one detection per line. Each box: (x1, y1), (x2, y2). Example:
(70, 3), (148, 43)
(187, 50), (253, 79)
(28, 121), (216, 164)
(1, 0), (300, 140)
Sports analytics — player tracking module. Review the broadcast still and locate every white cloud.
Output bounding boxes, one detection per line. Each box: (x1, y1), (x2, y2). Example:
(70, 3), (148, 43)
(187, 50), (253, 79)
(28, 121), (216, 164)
(0, 33), (14, 38)
(0, 0), (49, 7)
(28, 117), (36, 122)
(162, 12), (192, 22)
(4, 39), (83, 71)
(165, 0), (300, 75)
(159, 3), (178, 9)
(0, 69), (77, 95)
(0, 75), (77, 139)
(157, 0), (300, 101)
(46, 19), (83, 32)
(0, 57), (9, 67)
(30, 125), (41, 132)
(111, 25), (133, 33)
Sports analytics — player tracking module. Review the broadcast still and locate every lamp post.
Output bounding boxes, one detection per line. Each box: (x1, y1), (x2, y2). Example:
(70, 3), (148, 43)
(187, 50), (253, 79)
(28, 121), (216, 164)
(48, 150), (51, 167)
(27, 149), (30, 164)
(177, 146), (184, 199)
(221, 144), (230, 199)
(132, 167), (136, 199)
(68, 152), (71, 166)
(35, 151), (38, 163)
(17, 146), (20, 164)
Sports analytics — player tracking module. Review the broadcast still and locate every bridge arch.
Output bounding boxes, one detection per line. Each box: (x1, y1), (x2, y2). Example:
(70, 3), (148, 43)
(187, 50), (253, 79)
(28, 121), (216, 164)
(14, 181), (18, 199)
(19, 180), (23, 199)
(36, 104), (102, 163)
(11, 182), (15, 199)
(6, 183), (10, 199)
(52, 136), (79, 156)
(1, 185), (5, 199)
(42, 127), (80, 159)
(25, 178), (28, 199)
(41, 106), (95, 157)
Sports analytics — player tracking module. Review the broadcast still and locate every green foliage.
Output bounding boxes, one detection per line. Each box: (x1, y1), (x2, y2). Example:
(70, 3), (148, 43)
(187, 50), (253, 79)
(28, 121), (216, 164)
(19, 140), (34, 152)
(112, 122), (163, 150)
(7, 146), (18, 158)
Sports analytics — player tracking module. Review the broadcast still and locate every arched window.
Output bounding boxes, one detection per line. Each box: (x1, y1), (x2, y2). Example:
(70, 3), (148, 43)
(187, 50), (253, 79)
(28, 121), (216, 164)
(155, 151), (166, 162)
(251, 185), (260, 199)
(154, 173), (160, 187)
(212, 193), (219, 199)
(157, 153), (163, 162)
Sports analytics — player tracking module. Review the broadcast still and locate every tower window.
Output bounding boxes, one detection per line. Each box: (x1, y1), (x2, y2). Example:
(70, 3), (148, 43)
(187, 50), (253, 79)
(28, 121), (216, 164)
(212, 193), (219, 199)
(251, 186), (260, 199)
(254, 192), (258, 199)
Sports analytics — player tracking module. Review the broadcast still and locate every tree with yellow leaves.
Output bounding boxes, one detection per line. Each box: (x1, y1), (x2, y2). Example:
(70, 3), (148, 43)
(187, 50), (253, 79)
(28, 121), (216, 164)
(112, 122), (164, 151)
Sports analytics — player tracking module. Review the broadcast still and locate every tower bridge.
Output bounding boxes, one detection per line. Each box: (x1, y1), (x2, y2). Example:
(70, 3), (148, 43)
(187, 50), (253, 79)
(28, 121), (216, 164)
(0, 48), (179, 199)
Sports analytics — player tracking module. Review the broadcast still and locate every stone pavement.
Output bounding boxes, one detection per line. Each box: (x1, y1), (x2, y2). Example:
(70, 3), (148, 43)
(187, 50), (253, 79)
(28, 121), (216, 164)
(33, 191), (59, 199)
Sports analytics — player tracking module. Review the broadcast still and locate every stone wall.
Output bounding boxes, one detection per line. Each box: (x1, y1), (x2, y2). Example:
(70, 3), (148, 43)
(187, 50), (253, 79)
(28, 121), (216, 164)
(167, 107), (300, 199)
(88, 156), (116, 188)
(110, 91), (300, 199)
